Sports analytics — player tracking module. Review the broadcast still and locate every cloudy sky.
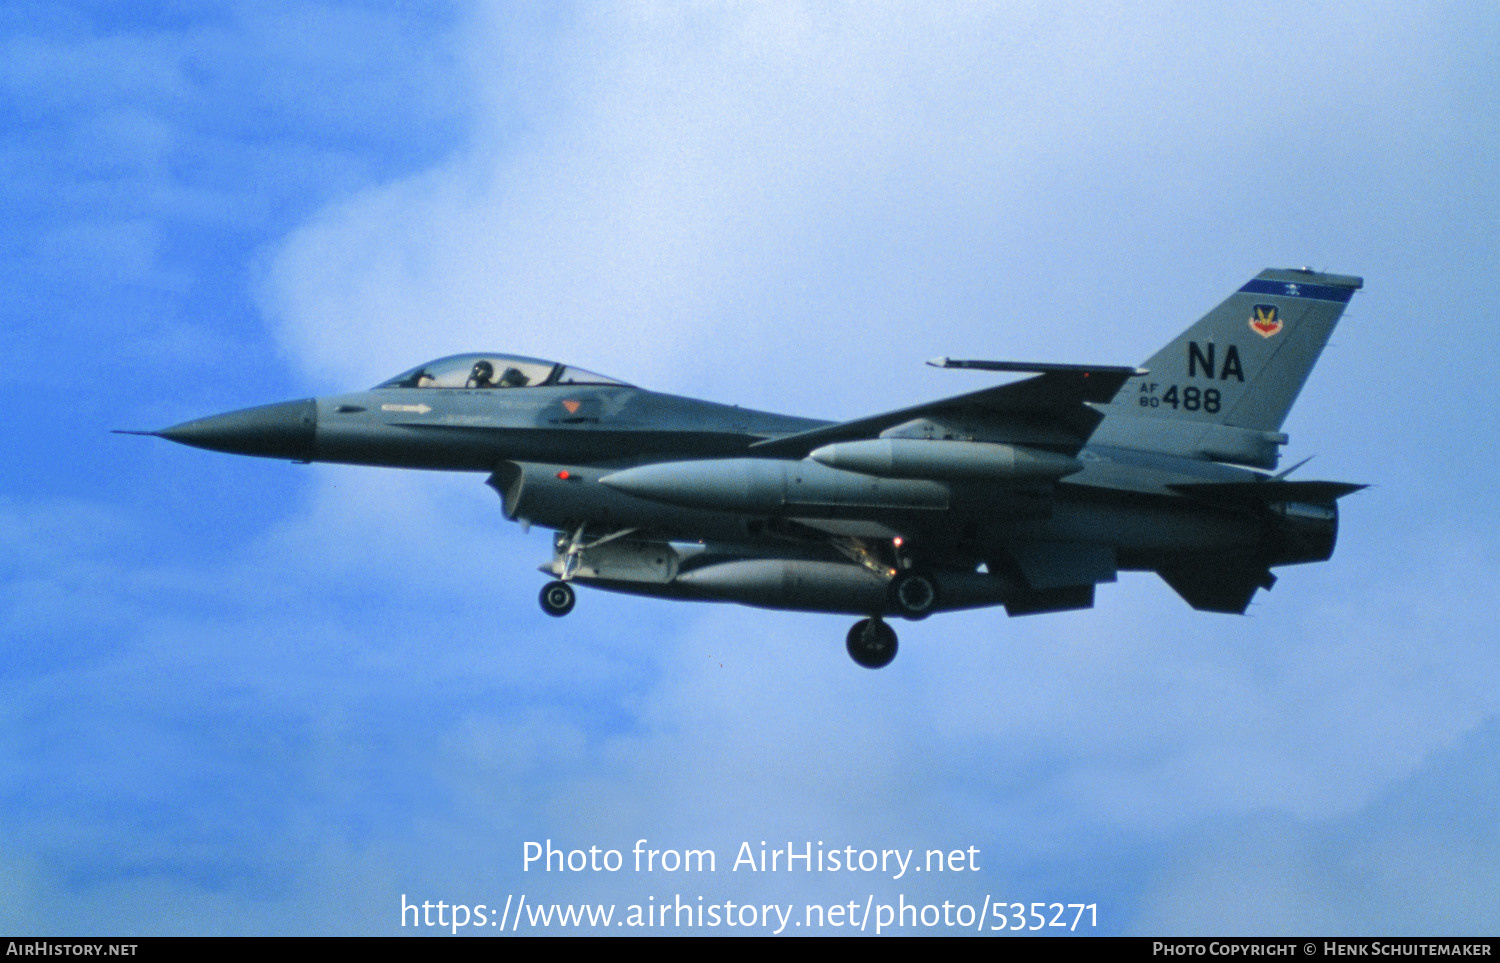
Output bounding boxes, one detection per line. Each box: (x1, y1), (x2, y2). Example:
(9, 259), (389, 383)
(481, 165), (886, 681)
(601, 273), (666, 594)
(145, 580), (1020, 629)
(4, 0), (1498, 936)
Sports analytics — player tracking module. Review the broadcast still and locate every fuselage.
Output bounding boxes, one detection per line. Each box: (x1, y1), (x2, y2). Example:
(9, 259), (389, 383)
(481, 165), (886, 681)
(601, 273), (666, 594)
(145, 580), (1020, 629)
(157, 378), (1332, 580)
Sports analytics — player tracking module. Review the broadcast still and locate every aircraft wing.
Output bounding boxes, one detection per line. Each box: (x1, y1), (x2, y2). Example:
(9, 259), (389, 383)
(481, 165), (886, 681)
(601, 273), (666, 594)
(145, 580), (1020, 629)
(747, 364), (1139, 459)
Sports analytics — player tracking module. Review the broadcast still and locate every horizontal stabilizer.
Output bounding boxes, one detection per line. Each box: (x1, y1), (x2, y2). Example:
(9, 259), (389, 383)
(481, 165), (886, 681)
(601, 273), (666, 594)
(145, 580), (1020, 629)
(1159, 565), (1277, 614)
(1170, 479), (1366, 505)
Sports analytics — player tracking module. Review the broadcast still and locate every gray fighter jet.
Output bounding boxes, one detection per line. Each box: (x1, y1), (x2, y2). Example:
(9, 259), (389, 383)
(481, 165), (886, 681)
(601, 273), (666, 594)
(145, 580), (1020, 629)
(130, 268), (1364, 668)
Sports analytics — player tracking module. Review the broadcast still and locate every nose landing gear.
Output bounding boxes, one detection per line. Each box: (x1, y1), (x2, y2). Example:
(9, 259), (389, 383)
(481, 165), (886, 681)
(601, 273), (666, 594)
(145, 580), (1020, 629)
(539, 580), (576, 617)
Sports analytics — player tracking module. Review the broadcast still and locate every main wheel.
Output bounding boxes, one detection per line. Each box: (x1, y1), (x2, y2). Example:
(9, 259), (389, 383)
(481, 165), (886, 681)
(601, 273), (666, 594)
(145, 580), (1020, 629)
(540, 580), (576, 617)
(888, 570), (938, 620)
(846, 618), (898, 669)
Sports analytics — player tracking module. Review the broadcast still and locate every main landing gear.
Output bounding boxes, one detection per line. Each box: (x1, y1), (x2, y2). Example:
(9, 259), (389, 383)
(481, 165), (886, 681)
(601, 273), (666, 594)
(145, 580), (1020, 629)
(846, 617), (898, 669)
(844, 568), (937, 668)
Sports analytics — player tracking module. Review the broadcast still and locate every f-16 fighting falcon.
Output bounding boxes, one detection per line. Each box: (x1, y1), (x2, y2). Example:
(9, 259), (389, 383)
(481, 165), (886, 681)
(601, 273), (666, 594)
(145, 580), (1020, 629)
(126, 268), (1365, 668)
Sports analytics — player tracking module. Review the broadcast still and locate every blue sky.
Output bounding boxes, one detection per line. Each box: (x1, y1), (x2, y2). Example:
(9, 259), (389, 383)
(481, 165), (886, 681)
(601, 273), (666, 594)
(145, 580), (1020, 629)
(3, 0), (1499, 935)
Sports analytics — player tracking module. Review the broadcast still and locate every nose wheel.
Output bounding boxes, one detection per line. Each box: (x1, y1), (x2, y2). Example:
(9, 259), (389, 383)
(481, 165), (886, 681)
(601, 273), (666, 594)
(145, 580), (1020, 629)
(540, 580), (576, 617)
(846, 617), (898, 669)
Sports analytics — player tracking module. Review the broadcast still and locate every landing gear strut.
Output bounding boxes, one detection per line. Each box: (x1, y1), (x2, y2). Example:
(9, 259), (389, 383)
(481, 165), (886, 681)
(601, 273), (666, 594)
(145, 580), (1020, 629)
(539, 580), (576, 617)
(846, 617), (898, 669)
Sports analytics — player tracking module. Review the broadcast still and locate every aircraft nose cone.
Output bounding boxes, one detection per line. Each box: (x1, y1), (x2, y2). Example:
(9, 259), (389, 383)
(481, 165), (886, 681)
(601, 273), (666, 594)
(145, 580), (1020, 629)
(159, 398), (317, 460)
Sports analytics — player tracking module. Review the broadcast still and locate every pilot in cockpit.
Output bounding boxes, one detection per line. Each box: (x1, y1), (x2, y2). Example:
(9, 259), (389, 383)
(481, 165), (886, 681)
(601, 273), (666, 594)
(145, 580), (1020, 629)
(467, 360), (498, 388)
(376, 355), (629, 392)
(467, 359), (532, 389)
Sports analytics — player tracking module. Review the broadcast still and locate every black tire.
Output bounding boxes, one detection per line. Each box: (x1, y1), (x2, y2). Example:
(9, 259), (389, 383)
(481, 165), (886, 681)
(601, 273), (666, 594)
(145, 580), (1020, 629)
(888, 570), (938, 620)
(540, 580), (576, 617)
(846, 618), (898, 669)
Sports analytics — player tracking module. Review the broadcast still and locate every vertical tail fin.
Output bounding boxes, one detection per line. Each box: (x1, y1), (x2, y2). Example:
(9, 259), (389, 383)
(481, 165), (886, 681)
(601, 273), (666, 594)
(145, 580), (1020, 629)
(1093, 268), (1362, 468)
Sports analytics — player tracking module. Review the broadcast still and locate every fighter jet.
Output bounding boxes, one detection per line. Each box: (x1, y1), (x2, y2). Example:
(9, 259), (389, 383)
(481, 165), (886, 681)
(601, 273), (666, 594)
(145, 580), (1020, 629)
(129, 268), (1364, 668)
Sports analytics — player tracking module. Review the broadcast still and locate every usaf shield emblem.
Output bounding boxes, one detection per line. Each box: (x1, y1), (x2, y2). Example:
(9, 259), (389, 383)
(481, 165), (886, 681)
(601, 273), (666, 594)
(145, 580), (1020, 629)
(1249, 304), (1282, 338)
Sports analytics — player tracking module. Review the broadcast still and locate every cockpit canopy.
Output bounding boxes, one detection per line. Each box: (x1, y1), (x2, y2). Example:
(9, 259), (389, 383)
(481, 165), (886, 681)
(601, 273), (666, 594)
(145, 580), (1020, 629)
(374, 354), (632, 390)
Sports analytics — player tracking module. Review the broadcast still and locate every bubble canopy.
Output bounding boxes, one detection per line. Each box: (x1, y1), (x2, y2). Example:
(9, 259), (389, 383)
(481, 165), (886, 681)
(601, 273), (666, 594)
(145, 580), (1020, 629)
(374, 354), (632, 390)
